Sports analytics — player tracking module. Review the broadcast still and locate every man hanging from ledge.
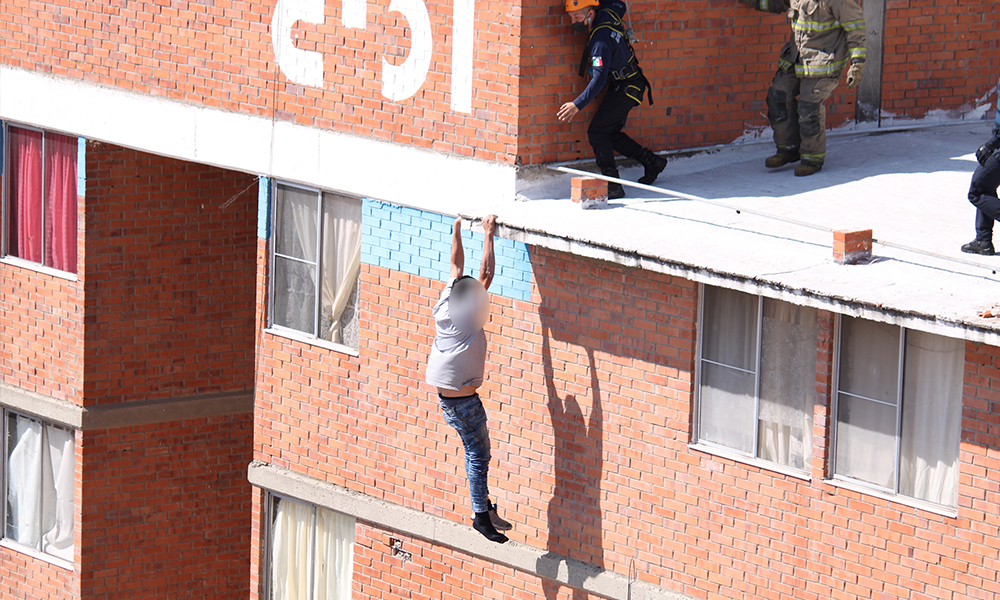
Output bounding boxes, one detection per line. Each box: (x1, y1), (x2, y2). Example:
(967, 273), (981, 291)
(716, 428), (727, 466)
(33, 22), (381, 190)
(426, 214), (513, 544)
(739, 0), (866, 176)
(556, 0), (667, 199)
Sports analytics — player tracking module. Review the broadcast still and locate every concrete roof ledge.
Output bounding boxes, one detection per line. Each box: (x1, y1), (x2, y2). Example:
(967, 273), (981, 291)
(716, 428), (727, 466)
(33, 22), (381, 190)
(248, 460), (692, 600)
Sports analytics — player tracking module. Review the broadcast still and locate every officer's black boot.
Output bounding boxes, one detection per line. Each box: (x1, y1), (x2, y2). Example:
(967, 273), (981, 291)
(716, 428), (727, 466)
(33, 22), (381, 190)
(600, 167), (626, 199)
(637, 149), (668, 185)
(961, 238), (995, 256)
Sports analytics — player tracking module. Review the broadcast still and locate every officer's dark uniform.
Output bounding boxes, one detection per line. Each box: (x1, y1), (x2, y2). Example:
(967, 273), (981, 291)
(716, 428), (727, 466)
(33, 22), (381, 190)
(574, 0), (664, 194)
(963, 90), (1000, 255)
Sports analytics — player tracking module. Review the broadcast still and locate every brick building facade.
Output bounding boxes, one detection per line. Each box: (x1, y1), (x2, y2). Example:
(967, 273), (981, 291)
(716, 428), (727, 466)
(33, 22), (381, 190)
(1, 0), (999, 598)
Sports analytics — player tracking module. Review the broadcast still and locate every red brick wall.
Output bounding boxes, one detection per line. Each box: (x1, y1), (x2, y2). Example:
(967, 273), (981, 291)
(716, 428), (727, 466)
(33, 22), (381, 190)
(3, 0), (995, 167)
(0, 184), (85, 403)
(253, 237), (1000, 600)
(882, 0), (998, 118)
(83, 143), (257, 406)
(79, 414), (254, 600)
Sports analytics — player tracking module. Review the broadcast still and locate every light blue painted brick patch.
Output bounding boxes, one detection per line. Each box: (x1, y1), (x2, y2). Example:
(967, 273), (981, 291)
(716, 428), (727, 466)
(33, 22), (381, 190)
(77, 138), (86, 197)
(361, 199), (532, 302)
(258, 177), (271, 240)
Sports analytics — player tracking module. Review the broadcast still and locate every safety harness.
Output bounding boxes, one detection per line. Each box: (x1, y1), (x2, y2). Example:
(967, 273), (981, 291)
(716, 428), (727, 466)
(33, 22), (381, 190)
(577, 7), (654, 105)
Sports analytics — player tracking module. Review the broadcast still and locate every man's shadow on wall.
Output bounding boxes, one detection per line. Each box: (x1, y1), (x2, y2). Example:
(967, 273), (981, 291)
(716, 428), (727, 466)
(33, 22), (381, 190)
(536, 325), (604, 600)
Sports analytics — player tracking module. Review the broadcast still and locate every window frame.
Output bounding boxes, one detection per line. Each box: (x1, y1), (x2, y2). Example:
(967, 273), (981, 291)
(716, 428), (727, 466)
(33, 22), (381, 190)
(1, 407), (75, 569)
(830, 314), (962, 513)
(265, 493), (354, 600)
(266, 180), (361, 355)
(692, 283), (816, 478)
(0, 121), (79, 276)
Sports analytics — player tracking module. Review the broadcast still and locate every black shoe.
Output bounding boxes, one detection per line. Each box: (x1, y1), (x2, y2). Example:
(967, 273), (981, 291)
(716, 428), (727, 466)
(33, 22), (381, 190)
(961, 239), (995, 255)
(765, 149), (801, 168)
(488, 502), (513, 531)
(637, 149), (668, 185)
(600, 167), (626, 199)
(473, 512), (509, 543)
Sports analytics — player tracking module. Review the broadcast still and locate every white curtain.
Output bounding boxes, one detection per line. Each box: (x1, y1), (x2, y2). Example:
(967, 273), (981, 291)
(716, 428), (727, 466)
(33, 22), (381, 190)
(835, 317), (901, 488)
(271, 498), (354, 600)
(699, 286), (758, 453)
(274, 185), (319, 335)
(318, 194), (362, 346)
(758, 299), (818, 471)
(313, 506), (355, 600)
(271, 499), (314, 600)
(6, 415), (75, 561)
(899, 331), (963, 506)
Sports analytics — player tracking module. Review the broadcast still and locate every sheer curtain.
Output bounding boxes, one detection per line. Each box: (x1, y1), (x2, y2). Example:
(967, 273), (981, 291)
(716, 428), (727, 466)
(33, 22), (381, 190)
(271, 498), (314, 600)
(699, 286), (758, 453)
(274, 186), (319, 335)
(313, 506), (355, 600)
(7, 127), (44, 264)
(899, 331), (963, 506)
(318, 194), (362, 346)
(271, 498), (354, 600)
(758, 300), (818, 470)
(44, 133), (79, 273)
(835, 318), (901, 489)
(5, 414), (75, 561)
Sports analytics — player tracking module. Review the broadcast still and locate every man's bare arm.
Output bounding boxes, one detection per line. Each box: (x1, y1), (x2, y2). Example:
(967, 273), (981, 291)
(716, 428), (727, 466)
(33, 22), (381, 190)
(478, 215), (497, 291)
(450, 216), (465, 279)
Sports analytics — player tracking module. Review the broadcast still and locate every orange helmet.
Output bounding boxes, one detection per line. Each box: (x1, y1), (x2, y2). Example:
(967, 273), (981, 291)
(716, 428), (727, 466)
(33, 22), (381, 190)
(565, 0), (599, 13)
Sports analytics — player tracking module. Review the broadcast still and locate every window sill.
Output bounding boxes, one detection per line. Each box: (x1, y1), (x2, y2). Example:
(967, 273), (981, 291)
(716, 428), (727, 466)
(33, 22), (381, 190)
(688, 442), (812, 481)
(264, 327), (360, 357)
(825, 477), (958, 519)
(0, 539), (74, 570)
(0, 256), (78, 282)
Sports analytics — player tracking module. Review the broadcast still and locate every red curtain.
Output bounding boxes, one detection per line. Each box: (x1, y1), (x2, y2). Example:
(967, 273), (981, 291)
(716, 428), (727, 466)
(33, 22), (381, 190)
(5, 126), (77, 273)
(7, 127), (43, 264)
(44, 133), (78, 273)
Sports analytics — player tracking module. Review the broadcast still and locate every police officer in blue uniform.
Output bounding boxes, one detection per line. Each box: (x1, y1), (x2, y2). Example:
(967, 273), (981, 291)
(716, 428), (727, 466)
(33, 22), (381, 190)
(557, 0), (666, 199)
(961, 81), (1000, 256)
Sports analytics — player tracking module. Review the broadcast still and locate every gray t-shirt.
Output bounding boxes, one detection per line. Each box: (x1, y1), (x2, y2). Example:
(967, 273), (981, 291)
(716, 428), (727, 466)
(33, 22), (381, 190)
(426, 278), (487, 391)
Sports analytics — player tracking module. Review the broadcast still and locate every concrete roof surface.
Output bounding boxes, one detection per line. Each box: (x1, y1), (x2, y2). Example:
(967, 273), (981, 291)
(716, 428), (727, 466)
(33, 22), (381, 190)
(466, 121), (1000, 339)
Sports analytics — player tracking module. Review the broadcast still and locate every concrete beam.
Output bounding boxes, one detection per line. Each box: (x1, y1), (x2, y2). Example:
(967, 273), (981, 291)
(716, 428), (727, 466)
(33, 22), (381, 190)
(248, 461), (693, 600)
(0, 385), (253, 430)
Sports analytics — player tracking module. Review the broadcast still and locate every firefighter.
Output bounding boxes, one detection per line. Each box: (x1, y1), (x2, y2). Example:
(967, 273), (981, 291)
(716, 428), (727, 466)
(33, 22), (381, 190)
(557, 0), (666, 199)
(740, 0), (866, 176)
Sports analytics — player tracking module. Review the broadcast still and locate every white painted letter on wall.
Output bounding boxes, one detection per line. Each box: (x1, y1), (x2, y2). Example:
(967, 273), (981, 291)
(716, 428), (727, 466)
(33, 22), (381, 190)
(342, 0), (367, 29)
(380, 0), (433, 102)
(451, 0), (474, 113)
(272, 0), (326, 88)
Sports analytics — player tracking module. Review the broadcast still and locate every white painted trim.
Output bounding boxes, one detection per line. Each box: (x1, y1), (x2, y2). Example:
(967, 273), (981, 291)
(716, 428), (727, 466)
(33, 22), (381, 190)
(824, 477), (958, 519)
(248, 461), (694, 600)
(0, 256), (78, 281)
(688, 443), (812, 482)
(0, 66), (518, 218)
(263, 327), (361, 357)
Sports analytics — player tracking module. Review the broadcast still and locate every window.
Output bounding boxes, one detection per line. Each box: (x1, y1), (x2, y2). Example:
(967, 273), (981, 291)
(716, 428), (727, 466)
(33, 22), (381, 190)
(3, 410), (75, 562)
(270, 183), (362, 349)
(697, 285), (818, 473)
(834, 317), (963, 507)
(3, 124), (79, 273)
(268, 495), (355, 600)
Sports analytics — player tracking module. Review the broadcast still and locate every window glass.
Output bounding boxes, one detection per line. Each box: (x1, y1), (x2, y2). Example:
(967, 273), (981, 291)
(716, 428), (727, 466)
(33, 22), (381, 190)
(271, 184), (361, 348)
(270, 496), (354, 600)
(5, 126), (78, 273)
(4, 411), (75, 561)
(698, 286), (818, 471)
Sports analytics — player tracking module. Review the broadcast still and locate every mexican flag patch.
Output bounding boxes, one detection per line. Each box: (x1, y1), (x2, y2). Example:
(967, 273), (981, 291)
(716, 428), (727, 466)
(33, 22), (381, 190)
(592, 57), (603, 67)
